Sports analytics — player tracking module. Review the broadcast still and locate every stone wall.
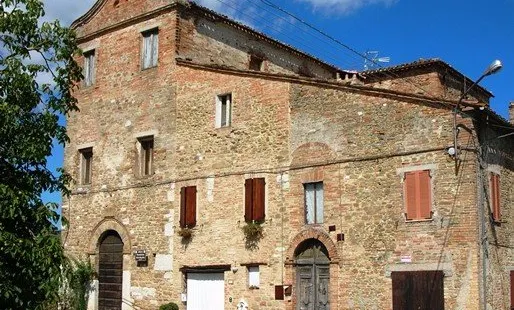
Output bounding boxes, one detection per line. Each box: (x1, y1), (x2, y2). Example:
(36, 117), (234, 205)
(64, 2), (512, 310)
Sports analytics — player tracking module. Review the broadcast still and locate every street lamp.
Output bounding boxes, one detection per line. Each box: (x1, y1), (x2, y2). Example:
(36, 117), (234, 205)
(452, 59), (503, 173)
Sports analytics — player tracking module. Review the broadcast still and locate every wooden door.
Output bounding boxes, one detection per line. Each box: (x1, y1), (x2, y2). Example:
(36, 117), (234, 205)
(295, 240), (330, 310)
(98, 231), (123, 310)
(392, 270), (444, 310)
(510, 270), (514, 310)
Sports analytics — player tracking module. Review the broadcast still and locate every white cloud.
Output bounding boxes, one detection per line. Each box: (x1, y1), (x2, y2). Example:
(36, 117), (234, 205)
(296, 0), (398, 14)
(42, 0), (96, 25)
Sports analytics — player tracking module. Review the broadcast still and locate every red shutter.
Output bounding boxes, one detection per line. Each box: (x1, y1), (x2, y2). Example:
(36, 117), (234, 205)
(491, 173), (501, 222)
(510, 270), (514, 310)
(419, 170), (432, 219)
(245, 179), (253, 222)
(180, 187), (186, 228)
(274, 285), (284, 300)
(253, 178), (265, 222)
(186, 186), (197, 227)
(404, 172), (417, 220)
(404, 170), (432, 220)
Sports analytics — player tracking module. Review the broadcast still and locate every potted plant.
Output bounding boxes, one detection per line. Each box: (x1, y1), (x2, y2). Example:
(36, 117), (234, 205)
(241, 220), (264, 240)
(178, 226), (194, 239)
(159, 302), (179, 310)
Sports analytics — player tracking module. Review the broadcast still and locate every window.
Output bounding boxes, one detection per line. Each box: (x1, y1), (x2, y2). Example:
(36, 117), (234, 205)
(180, 186), (197, 228)
(138, 136), (154, 176)
(490, 172), (501, 222)
(245, 178), (265, 222)
(249, 55), (263, 71)
(141, 29), (158, 69)
(304, 182), (324, 224)
(215, 94), (232, 128)
(83, 50), (95, 86)
(391, 271), (444, 310)
(403, 170), (432, 220)
(248, 266), (260, 288)
(79, 147), (93, 185)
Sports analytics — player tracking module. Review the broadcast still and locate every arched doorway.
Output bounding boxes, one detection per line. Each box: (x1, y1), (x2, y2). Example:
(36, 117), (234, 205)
(295, 239), (330, 310)
(98, 230), (123, 310)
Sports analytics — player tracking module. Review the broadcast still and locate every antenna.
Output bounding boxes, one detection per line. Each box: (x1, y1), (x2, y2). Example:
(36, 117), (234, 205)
(364, 50), (391, 70)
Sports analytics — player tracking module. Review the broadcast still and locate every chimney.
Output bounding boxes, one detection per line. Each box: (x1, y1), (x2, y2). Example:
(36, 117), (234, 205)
(510, 102), (514, 124)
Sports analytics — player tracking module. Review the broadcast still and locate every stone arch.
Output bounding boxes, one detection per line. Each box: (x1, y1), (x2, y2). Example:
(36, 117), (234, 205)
(88, 217), (132, 254)
(286, 227), (339, 264)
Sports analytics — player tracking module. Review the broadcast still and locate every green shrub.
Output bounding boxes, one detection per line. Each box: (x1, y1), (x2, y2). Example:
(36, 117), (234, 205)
(159, 302), (179, 310)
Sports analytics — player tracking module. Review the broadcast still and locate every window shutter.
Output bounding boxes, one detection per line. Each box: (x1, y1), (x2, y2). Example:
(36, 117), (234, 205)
(151, 32), (158, 67)
(419, 170), (432, 219)
(253, 178), (265, 221)
(186, 186), (197, 227)
(404, 172), (418, 220)
(180, 187), (186, 228)
(491, 173), (501, 222)
(245, 179), (253, 222)
(304, 183), (315, 224)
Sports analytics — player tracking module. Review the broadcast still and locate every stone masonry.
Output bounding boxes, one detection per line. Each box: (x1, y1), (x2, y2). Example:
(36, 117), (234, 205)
(63, 1), (514, 309)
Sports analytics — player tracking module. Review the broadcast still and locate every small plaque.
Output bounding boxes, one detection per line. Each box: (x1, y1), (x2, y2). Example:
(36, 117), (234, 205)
(134, 250), (148, 262)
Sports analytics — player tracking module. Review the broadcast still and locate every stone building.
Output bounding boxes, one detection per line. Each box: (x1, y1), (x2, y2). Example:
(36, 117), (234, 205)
(63, 0), (514, 309)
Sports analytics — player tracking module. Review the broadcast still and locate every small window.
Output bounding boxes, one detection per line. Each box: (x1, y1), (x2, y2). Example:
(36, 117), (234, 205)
(215, 94), (232, 128)
(304, 182), (323, 224)
(138, 136), (154, 176)
(180, 186), (197, 228)
(490, 172), (501, 222)
(245, 178), (265, 222)
(249, 55), (263, 71)
(141, 29), (158, 69)
(404, 170), (432, 220)
(248, 266), (260, 288)
(79, 147), (93, 185)
(83, 50), (95, 87)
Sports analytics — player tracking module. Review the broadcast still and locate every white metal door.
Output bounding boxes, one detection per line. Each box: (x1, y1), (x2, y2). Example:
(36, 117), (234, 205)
(187, 273), (224, 310)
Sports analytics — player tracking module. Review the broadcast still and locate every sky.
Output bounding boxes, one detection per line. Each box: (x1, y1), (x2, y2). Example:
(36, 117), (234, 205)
(41, 0), (514, 204)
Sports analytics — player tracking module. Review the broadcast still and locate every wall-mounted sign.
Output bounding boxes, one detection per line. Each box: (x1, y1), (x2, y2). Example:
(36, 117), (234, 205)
(134, 250), (148, 262)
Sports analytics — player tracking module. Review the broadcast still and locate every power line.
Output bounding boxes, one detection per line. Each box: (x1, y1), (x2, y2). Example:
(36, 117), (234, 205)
(256, 0), (441, 99)
(202, 0), (442, 99)
(206, 0), (361, 69)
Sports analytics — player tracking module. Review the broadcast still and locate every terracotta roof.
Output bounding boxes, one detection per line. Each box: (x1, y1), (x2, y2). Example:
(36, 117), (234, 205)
(361, 58), (493, 97)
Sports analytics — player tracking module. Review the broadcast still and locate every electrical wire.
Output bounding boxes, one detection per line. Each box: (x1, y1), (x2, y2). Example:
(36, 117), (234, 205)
(205, 0), (360, 70)
(202, 0), (445, 100)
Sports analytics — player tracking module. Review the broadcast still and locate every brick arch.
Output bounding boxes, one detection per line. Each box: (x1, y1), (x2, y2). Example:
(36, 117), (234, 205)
(286, 227), (339, 263)
(88, 217), (132, 254)
(291, 142), (337, 167)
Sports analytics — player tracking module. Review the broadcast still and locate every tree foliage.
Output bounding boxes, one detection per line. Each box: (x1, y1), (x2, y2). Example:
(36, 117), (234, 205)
(0, 0), (81, 308)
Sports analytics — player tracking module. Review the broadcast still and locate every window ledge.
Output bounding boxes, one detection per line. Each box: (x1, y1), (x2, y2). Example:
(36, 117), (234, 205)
(405, 218), (434, 223)
(141, 65), (158, 72)
(215, 125), (232, 131)
(249, 286), (260, 290)
(73, 186), (91, 194)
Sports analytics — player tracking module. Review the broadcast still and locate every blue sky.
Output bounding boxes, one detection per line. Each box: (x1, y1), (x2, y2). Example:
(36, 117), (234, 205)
(41, 0), (514, 204)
